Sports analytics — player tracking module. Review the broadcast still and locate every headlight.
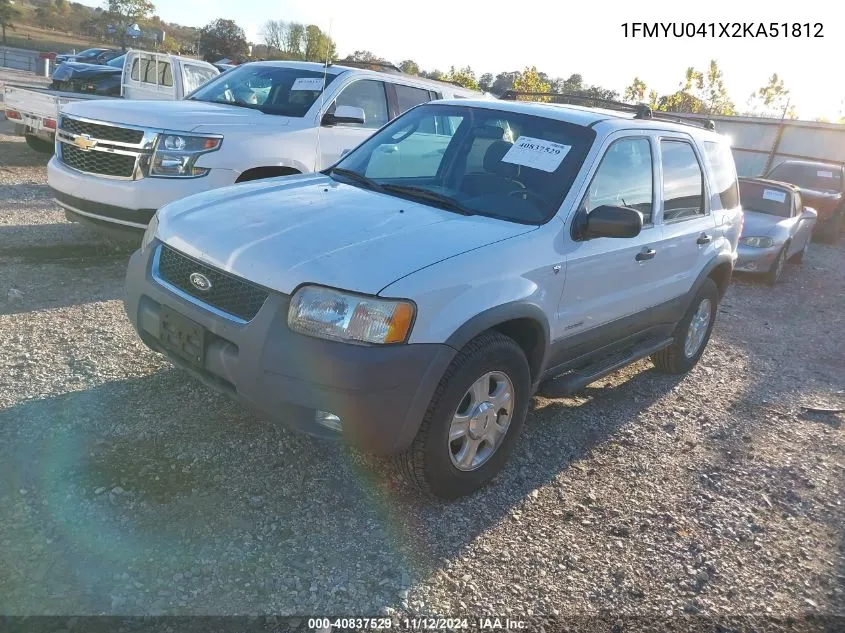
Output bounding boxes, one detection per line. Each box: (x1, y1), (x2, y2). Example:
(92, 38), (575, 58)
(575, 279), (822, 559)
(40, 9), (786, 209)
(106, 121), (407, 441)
(288, 285), (415, 345)
(150, 133), (222, 178)
(141, 212), (159, 251)
(739, 236), (774, 248)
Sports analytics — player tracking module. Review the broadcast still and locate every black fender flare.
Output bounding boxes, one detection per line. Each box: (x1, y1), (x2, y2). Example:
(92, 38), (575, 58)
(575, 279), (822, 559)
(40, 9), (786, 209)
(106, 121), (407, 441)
(445, 301), (551, 379)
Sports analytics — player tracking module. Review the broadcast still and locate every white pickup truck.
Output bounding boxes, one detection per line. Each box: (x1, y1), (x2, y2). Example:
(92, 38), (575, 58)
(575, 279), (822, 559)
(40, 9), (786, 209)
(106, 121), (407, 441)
(46, 60), (483, 236)
(4, 50), (218, 152)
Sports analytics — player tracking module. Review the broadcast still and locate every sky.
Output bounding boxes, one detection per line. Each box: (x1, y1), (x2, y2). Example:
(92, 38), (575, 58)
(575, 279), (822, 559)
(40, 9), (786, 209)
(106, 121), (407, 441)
(83, 0), (844, 120)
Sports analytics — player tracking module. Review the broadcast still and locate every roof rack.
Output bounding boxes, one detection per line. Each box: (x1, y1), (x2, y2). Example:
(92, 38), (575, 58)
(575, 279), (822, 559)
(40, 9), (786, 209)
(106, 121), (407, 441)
(331, 59), (403, 74)
(500, 91), (717, 131)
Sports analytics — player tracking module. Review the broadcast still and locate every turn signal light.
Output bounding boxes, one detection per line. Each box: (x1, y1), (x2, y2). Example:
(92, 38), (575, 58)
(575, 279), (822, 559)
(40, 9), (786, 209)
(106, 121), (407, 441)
(5, 109), (22, 120)
(43, 118), (57, 130)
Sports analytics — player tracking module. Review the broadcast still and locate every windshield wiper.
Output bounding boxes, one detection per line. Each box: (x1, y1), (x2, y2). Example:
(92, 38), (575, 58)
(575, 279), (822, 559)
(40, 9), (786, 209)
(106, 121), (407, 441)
(380, 184), (475, 216)
(327, 167), (384, 192)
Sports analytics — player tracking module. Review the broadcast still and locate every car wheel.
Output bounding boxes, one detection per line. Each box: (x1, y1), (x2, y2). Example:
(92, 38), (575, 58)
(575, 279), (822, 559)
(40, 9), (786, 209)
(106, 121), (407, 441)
(395, 331), (531, 499)
(791, 238), (809, 264)
(766, 246), (788, 285)
(24, 135), (54, 154)
(651, 278), (719, 375)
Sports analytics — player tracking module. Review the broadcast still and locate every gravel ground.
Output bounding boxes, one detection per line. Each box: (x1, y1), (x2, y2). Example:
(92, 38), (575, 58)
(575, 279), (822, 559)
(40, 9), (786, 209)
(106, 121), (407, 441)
(0, 118), (843, 625)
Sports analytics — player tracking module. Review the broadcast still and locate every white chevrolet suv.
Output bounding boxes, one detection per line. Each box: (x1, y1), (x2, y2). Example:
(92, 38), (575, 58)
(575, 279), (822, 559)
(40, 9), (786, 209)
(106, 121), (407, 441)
(47, 61), (480, 236)
(124, 99), (742, 498)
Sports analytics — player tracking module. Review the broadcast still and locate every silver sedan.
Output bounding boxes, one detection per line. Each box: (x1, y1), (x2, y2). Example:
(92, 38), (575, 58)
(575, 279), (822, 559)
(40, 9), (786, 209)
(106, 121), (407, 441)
(736, 178), (817, 284)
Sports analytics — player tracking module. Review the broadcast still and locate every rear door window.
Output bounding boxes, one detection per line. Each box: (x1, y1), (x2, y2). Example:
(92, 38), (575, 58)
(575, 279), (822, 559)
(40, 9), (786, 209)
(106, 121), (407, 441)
(660, 140), (705, 221)
(394, 84), (433, 115)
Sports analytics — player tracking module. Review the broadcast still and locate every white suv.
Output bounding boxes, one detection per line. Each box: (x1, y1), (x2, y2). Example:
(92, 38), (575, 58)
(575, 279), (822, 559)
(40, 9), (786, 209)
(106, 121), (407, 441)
(47, 61), (481, 236)
(124, 99), (742, 498)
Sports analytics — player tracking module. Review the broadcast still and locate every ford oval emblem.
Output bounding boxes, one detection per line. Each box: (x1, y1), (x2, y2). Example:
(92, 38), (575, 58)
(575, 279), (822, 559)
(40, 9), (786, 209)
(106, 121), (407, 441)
(189, 272), (212, 292)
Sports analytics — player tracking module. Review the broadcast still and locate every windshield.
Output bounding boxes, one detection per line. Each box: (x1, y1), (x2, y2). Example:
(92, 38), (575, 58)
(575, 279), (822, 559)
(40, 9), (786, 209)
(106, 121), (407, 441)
(330, 104), (596, 224)
(767, 162), (842, 193)
(188, 64), (340, 116)
(106, 54), (126, 69)
(740, 181), (792, 218)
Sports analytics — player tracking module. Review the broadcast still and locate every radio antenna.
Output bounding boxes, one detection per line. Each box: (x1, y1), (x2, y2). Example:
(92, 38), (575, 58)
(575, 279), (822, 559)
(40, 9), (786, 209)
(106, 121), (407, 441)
(313, 18), (333, 172)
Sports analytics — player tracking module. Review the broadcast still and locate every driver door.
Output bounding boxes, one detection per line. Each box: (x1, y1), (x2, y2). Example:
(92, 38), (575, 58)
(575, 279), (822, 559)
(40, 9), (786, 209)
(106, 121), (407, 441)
(318, 79), (390, 170)
(555, 132), (669, 346)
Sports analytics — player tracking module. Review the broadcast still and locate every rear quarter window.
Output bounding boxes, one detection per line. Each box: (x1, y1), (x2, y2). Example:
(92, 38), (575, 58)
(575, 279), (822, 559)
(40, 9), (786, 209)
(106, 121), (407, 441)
(703, 140), (739, 209)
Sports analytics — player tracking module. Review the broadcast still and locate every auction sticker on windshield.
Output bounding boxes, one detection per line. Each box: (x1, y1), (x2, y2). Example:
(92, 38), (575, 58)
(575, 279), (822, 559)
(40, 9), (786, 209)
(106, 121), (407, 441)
(291, 77), (324, 91)
(502, 136), (571, 172)
(763, 189), (787, 203)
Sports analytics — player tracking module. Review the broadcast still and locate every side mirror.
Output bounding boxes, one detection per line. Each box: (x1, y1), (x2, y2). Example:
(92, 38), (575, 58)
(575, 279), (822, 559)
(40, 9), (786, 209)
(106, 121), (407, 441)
(801, 206), (817, 220)
(573, 205), (643, 240)
(322, 105), (365, 126)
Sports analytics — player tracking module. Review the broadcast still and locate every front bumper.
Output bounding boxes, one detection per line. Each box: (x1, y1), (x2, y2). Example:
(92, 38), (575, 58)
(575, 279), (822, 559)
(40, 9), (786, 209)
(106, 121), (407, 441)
(48, 157), (238, 232)
(123, 244), (456, 455)
(735, 243), (781, 273)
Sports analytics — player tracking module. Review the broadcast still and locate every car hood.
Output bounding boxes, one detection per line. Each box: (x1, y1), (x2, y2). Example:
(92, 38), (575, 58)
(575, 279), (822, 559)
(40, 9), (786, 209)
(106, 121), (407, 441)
(61, 99), (294, 131)
(52, 61), (121, 82)
(741, 210), (787, 238)
(156, 174), (536, 296)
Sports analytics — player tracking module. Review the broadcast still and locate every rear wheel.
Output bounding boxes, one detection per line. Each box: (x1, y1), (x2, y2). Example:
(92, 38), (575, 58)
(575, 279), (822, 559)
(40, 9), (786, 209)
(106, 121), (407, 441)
(395, 331), (530, 499)
(766, 246), (788, 285)
(651, 279), (719, 375)
(25, 134), (54, 154)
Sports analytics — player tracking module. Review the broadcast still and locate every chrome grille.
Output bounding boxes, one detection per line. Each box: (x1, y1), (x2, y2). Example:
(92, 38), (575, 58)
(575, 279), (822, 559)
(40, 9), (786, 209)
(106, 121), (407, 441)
(57, 115), (154, 180)
(59, 117), (144, 144)
(155, 245), (269, 322)
(59, 143), (136, 178)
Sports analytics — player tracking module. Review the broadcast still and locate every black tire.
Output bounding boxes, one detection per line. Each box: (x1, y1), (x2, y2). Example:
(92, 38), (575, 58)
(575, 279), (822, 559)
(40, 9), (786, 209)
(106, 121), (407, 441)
(25, 134), (54, 154)
(651, 278), (719, 375)
(394, 331), (531, 499)
(766, 246), (788, 285)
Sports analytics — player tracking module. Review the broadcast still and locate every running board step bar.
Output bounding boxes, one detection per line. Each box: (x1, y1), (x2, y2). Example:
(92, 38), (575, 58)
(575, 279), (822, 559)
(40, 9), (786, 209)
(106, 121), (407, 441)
(537, 337), (674, 398)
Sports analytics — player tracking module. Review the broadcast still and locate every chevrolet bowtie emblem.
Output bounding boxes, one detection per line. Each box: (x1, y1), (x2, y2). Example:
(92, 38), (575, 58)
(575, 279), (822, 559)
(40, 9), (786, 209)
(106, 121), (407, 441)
(73, 134), (98, 151)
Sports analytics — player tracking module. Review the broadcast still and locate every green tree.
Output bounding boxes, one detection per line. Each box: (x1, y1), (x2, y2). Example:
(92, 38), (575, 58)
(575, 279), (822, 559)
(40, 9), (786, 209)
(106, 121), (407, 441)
(399, 59), (419, 75)
(479, 72), (493, 92)
(0, 0), (20, 44)
(700, 60), (735, 115)
(511, 66), (551, 100)
(285, 22), (304, 57)
(747, 73), (795, 118)
(303, 24), (335, 62)
(105, 0), (156, 48)
(443, 65), (480, 90)
(347, 50), (384, 62)
(199, 18), (249, 62)
(490, 71), (518, 96)
(623, 76), (647, 103)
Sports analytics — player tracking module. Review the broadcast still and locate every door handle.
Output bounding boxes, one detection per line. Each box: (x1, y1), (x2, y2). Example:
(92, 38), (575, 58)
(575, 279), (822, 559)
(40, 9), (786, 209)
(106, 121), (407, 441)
(697, 233), (712, 245)
(636, 248), (656, 262)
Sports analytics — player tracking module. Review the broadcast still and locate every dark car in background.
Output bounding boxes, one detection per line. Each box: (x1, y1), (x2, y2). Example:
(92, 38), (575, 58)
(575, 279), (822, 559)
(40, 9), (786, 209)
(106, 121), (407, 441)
(50, 54), (126, 96)
(764, 160), (844, 242)
(54, 48), (121, 66)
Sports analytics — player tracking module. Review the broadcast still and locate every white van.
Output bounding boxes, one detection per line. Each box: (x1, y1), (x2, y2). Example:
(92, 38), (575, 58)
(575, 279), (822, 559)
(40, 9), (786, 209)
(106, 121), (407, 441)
(46, 60), (484, 235)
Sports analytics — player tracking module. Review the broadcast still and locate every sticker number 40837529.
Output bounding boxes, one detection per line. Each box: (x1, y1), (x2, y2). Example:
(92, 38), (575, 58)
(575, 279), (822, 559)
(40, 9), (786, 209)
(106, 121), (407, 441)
(501, 136), (571, 173)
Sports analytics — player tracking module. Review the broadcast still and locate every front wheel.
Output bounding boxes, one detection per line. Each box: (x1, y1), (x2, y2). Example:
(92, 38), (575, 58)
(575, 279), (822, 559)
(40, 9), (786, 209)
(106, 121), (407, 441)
(766, 246), (788, 285)
(395, 331), (531, 499)
(25, 134), (54, 154)
(651, 278), (719, 374)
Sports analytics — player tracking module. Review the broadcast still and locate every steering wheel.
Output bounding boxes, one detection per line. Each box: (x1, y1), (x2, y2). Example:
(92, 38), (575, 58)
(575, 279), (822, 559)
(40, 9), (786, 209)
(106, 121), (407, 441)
(508, 189), (547, 206)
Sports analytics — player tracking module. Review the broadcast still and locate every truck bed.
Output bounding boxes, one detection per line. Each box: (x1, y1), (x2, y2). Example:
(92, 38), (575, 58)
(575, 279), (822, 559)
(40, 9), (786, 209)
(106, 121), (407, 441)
(3, 84), (117, 141)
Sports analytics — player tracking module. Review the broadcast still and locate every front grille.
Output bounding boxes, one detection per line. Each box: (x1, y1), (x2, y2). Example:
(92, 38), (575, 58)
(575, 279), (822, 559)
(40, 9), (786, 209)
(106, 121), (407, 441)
(156, 245), (269, 322)
(60, 117), (144, 144)
(60, 143), (136, 178)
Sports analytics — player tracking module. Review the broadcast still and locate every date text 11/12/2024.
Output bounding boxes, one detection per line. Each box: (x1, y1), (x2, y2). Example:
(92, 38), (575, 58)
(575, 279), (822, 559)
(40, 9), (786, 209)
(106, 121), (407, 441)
(307, 617), (527, 630)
